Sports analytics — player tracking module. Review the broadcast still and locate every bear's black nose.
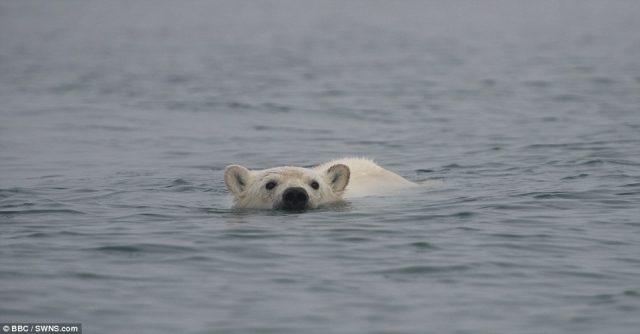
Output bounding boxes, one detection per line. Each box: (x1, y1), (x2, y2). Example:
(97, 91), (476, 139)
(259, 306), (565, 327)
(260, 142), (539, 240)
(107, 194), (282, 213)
(282, 187), (309, 210)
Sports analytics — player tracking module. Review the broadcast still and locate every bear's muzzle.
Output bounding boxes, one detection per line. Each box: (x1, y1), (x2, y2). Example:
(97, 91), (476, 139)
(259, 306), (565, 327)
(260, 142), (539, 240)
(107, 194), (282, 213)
(280, 187), (309, 210)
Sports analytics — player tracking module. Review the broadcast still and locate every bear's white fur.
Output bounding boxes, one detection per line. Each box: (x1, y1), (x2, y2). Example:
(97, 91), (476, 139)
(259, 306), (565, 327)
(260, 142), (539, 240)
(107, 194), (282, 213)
(224, 157), (416, 210)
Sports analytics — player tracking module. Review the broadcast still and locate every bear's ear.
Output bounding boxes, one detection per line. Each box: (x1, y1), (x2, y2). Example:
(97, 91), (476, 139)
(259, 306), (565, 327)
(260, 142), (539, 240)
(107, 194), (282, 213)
(326, 164), (350, 193)
(224, 165), (251, 195)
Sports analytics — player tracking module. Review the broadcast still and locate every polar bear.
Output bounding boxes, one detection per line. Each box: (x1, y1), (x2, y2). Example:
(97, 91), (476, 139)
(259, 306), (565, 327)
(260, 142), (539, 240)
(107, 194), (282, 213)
(224, 157), (416, 210)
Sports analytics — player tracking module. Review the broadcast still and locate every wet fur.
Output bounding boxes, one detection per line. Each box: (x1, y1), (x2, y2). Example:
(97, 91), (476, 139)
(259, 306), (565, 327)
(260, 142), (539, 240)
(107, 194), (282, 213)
(224, 157), (415, 209)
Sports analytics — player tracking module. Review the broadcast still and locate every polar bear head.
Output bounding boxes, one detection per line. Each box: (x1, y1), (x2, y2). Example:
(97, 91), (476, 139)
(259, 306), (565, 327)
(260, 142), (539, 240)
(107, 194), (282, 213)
(224, 163), (350, 210)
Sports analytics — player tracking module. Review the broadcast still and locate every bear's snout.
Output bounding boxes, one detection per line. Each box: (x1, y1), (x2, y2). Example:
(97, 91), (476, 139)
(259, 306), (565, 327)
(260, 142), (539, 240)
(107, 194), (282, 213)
(281, 187), (309, 210)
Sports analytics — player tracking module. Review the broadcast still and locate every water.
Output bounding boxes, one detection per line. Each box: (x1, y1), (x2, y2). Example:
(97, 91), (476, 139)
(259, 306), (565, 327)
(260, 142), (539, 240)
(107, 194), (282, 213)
(2, 1), (640, 333)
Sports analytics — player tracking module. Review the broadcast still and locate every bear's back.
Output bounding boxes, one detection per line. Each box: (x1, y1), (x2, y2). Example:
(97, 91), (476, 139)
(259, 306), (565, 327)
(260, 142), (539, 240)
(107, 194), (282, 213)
(313, 157), (416, 198)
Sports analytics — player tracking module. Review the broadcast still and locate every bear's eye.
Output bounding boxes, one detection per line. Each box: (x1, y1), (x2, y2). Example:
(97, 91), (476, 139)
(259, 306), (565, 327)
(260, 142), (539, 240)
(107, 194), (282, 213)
(310, 181), (319, 190)
(265, 181), (276, 190)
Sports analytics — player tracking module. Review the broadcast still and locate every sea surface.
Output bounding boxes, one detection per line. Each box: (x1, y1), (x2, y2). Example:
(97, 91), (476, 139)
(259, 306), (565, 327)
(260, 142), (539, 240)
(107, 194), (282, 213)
(2, 1), (640, 333)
